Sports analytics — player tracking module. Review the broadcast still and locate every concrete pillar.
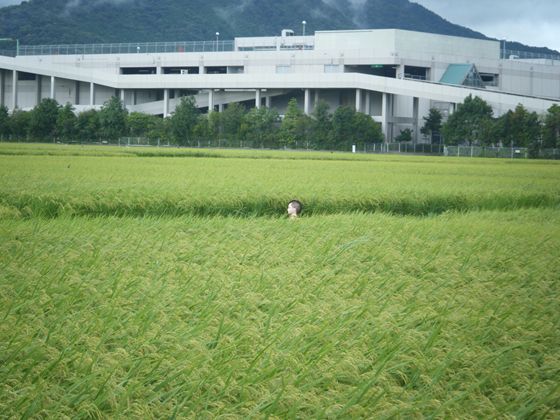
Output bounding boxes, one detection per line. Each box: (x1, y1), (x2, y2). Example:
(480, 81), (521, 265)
(11, 70), (17, 110)
(265, 95), (271, 108)
(255, 89), (261, 109)
(218, 103), (224, 113)
(208, 89), (214, 112)
(382, 92), (393, 142)
(413, 96), (419, 143)
(163, 89), (169, 117)
(50, 76), (55, 100)
(120, 89), (126, 108)
(89, 82), (95, 106)
(133, 90), (137, 106)
(355, 88), (362, 112)
(304, 88), (310, 115)
(0, 70), (4, 107)
(75, 81), (80, 105)
(156, 66), (162, 75)
(36, 75), (42, 105)
(397, 64), (405, 79)
(449, 103), (456, 115)
(365, 91), (371, 115)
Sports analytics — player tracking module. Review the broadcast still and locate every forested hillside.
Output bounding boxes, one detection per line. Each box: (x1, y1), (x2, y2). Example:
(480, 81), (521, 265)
(0, 0), (557, 55)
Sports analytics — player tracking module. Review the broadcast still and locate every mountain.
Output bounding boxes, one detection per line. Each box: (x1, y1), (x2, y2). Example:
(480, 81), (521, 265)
(0, 0), (557, 56)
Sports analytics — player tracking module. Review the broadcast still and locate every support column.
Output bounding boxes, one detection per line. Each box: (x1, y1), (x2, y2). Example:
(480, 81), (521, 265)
(50, 76), (55, 100)
(412, 96), (419, 143)
(163, 89), (169, 117)
(0, 70), (4, 107)
(365, 91), (371, 116)
(355, 89), (362, 112)
(208, 89), (214, 112)
(120, 88), (125, 108)
(218, 103), (224, 113)
(11, 70), (17, 111)
(89, 82), (95, 106)
(304, 88), (310, 115)
(75, 81), (80, 105)
(255, 89), (261, 109)
(382, 92), (393, 142)
(265, 95), (271, 108)
(36, 75), (42, 105)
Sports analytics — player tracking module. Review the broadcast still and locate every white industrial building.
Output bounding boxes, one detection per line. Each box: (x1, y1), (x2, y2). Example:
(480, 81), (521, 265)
(0, 28), (559, 141)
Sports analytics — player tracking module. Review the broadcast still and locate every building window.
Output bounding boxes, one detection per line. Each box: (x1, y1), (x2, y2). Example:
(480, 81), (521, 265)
(227, 66), (244, 74)
(324, 64), (342, 73)
(276, 64), (292, 74)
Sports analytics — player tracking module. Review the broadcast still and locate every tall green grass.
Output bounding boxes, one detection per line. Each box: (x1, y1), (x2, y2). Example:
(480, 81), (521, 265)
(1, 144), (559, 219)
(1, 143), (559, 417)
(1, 211), (559, 417)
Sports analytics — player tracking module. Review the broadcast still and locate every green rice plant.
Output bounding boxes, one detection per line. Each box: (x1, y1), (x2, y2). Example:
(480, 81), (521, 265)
(1, 210), (559, 417)
(1, 144), (559, 219)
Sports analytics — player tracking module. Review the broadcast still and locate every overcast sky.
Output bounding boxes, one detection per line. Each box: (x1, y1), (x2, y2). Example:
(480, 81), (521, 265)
(1, 0), (559, 51)
(412, 0), (560, 51)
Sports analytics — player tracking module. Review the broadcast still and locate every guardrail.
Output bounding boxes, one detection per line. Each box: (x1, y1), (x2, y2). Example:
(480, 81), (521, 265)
(502, 49), (560, 61)
(16, 40), (235, 56)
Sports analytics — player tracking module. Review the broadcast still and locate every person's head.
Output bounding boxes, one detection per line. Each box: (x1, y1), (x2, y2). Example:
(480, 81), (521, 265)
(287, 200), (303, 218)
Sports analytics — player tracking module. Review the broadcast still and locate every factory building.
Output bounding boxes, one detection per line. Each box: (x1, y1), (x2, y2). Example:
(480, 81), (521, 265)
(0, 28), (559, 141)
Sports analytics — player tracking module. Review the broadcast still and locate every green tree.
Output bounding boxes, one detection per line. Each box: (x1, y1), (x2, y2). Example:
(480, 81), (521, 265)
(9, 109), (31, 141)
(56, 103), (78, 142)
(280, 98), (305, 148)
(76, 109), (100, 142)
(353, 112), (384, 145)
(193, 114), (211, 146)
(147, 116), (171, 145)
(0, 105), (10, 140)
(170, 96), (199, 146)
(395, 128), (413, 143)
(421, 108), (443, 144)
(331, 105), (355, 149)
(29, 98), (60, 140)
(542, 104), (560, 149)
(442, 95), (494, 145)
(241, 107), (279, 148)
(310, 100), (332, 149)
(98, 96), (127, 141)
(127, 112), (159, 138)
(220, 103), (246, 145)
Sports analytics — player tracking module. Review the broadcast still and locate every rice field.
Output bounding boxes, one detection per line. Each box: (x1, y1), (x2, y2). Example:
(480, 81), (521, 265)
(1, 143), (559, 418)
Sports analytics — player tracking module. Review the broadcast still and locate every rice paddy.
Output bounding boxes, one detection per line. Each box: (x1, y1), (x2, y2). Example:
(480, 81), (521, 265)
(1, 143), (559, 418)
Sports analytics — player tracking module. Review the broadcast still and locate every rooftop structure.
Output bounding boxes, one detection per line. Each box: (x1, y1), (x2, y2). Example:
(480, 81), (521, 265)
(1, 28), (559, 141)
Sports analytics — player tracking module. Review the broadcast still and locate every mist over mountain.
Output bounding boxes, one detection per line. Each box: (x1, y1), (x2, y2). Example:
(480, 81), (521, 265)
(0, 0), (557, 55)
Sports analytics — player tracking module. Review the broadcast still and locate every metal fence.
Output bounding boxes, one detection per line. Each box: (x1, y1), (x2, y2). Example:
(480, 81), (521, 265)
(502, 49), (560, 61)
(17, 40), (235, 56)
(0, 48), (16, 57)
(444, 145), (560, 159)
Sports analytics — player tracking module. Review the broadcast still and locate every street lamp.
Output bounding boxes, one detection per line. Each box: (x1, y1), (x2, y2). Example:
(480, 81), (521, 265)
(0, 37), (19, 56)
(302, 20), (307, 36)
(215, 32), (220, 51)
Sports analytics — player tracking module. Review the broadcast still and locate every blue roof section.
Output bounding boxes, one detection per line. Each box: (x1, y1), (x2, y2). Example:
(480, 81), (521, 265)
(440, 63), (485, 88)
(440, 64), (473, 85)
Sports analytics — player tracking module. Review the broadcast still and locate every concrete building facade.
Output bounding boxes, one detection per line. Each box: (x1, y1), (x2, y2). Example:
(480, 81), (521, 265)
(0, 28), (559, 141)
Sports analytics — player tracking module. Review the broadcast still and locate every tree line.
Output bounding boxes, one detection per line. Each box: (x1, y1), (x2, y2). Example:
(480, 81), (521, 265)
(0, 96), (384, 150)
(418, 95), (560, 154)
(1, 94), (559, 154)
